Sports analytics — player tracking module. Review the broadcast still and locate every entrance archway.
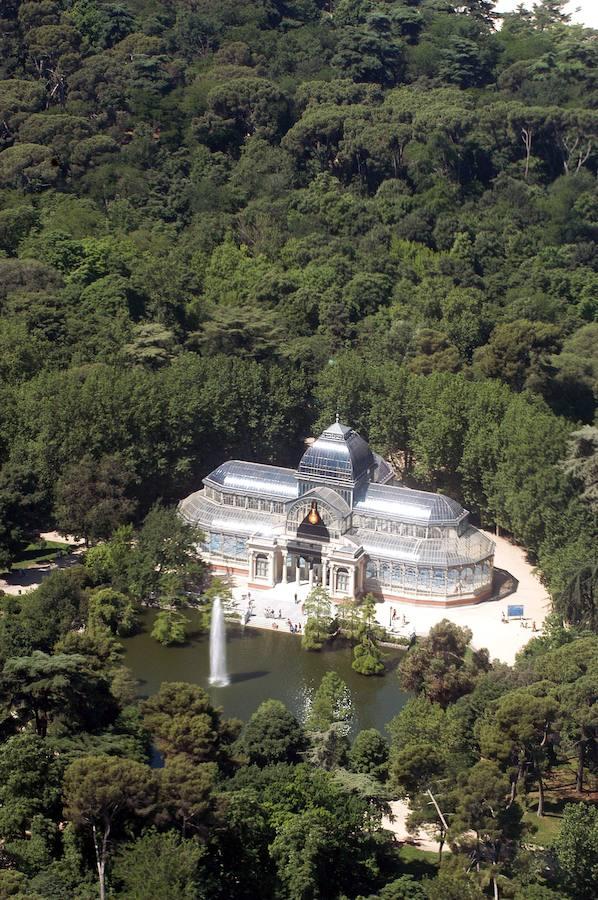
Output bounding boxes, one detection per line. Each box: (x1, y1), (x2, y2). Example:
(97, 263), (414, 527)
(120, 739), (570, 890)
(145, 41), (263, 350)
(297, 510), (330, 542)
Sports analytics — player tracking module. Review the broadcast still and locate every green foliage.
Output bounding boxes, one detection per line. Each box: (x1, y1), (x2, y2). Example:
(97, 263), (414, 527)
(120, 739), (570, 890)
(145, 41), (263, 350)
(352, 634), (385, 675)
(398, 620), (490, 707)
(301, 586), (333, 650)
(0, 567), (88, 655)
(0, 734), (63, 839)
(150, 610), (190, 646)
(128, 505), (205, 605)
(87, 588), (137, 637)
(63, 754), (156, 900)
(0, 3), (596, 895)
(306, 671), (353, 734)
(388, 696), (463, 801)
(157, 757), (216, 837)
(54, 453), (136, 545)
(477, 686), (559, 814)
(553, 802), (598, 900)
(111, 829), (203, 900)
(426, 867), (485, 900)
(348, 728), (389, 781)
(237, 699), (306, 767)
(0, 650), (118, 738)
(140, 681), (241, 769)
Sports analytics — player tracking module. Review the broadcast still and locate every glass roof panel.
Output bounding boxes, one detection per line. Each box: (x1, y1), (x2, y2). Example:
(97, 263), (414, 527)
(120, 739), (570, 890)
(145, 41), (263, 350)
(179, 493), (284, 537)
(353, 527), (494, 566)
(204, 461), (297, 500)
(354, 483), (466, 524)
(371, 453), (394, 484)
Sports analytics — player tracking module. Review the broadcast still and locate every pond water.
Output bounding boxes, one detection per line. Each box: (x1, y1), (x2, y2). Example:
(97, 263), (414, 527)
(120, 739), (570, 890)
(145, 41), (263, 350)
(122, 611), (409, 737)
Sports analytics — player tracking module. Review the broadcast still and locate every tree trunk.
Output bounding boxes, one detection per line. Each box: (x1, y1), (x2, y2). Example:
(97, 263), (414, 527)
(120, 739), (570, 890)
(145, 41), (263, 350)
(521, 127), (533, 180)
(536, 768), (545, 817)
(92, 822), (110, 900)
(37, 709), (48, 739)
(576, 739), (584, 793)
(508, 759), (524, 806)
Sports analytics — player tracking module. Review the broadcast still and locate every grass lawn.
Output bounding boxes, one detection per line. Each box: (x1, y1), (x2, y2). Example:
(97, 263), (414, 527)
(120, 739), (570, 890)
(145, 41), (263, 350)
(522, 761), (585, 847)
(10, 540), (72, 571)
(398, 844), (439, 878)
(523, 802), (564, 847)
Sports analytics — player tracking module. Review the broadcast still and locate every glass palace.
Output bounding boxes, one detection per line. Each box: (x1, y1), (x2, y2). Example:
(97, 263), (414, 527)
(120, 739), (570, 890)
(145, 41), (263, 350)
(179, 420), (495, 607)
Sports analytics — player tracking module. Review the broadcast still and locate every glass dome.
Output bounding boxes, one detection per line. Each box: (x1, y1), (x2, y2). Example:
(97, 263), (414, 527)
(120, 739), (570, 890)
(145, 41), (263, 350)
(298, 421), (373, 484)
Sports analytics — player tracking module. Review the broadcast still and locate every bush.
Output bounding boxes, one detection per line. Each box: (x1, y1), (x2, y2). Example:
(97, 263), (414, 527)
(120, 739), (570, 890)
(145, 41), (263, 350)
(348, 728), (389, 781)
(151, 610), (190, 646)
(352, 635), (384, 675)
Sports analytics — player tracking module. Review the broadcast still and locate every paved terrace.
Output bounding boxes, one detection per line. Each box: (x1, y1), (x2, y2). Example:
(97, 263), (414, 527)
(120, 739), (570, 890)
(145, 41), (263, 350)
(232, 531), (551, 664)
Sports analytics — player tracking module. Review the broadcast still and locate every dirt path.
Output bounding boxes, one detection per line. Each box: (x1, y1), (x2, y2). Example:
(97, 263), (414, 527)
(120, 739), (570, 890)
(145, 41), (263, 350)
(381, 799), (446, 854)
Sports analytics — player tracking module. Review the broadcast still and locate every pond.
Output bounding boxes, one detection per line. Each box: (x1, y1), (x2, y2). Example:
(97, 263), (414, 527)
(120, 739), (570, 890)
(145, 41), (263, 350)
(122, 611), (409, 737)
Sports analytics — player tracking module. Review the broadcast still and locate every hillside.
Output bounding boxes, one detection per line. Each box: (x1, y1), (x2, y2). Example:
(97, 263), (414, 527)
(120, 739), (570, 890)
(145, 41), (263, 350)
(0, 0), (596, 623)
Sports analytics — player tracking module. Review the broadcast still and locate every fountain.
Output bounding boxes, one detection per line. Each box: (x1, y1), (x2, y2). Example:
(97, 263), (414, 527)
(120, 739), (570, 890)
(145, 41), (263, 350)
(209, 597), (229, 686)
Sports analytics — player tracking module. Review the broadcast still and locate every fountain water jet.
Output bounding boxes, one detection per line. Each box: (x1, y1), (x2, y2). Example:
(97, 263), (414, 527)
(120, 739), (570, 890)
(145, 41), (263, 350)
(209, 597), (229, 686)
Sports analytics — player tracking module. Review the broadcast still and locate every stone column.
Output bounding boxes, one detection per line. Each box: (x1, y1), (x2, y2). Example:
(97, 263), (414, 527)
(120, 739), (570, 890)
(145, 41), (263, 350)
(247, 551), (254, 579)
(308, 564), (314, 588)
(329, 565), (335, 596)
(282, 552), (288, 584)
(295, 562), (301, 586)
(321, 559), (327, 587)
(349, 567), (355, 598)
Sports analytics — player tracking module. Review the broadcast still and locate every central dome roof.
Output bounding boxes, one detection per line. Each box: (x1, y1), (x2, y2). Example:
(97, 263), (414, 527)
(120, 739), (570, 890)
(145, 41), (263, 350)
(298, 420), (374, 484)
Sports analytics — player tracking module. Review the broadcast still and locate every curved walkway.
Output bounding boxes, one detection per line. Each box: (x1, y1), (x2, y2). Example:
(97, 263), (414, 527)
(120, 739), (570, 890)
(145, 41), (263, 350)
(0, 533), (85, 596)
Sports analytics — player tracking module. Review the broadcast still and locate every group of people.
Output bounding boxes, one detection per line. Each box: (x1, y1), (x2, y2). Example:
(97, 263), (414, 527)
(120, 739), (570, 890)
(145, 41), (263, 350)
(390, 608), (409, 630)
(501, 611), (538, 631)
(270, 619), (302, 633)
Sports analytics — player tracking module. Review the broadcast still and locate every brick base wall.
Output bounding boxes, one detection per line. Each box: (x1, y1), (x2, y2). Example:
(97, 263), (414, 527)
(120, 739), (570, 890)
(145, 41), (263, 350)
(210, 564), (249, 577)
(368, 585), (494, 607)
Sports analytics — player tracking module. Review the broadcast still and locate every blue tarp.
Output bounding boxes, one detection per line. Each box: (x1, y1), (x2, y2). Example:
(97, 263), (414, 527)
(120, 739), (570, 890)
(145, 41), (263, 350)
(507, 604), (524, 618)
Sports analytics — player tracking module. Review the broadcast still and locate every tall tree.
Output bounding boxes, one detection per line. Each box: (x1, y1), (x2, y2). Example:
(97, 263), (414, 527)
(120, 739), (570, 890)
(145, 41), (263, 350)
(63, 755), (156, 900)
(128, 505), (205, 604)
(553, 802), (598, 900)
(398, 620), (490, 707)
(0, 651), (118, 738)
(111, 830), (203, 900)
(141, 681), (241, 770)
(237, 699), (306, 767)
(478, 687), (558, 815)
(302, 586), (334, 651)
(54, 453), (136, 545)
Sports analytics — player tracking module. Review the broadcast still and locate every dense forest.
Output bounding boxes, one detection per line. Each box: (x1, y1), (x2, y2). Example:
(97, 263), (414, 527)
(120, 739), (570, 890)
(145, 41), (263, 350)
(0, 0), (597, 621)
(0, 1), (597, 896)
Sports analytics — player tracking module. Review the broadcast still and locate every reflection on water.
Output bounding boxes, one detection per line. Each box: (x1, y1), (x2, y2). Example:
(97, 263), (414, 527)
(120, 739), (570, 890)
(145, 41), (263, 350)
(122, 610), (408, 736)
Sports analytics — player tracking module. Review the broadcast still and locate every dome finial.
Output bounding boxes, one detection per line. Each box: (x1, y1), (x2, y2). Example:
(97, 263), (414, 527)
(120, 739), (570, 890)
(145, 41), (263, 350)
(335, 409), (340, 424)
